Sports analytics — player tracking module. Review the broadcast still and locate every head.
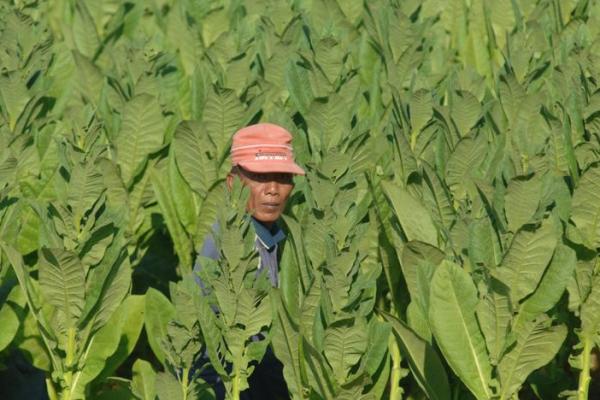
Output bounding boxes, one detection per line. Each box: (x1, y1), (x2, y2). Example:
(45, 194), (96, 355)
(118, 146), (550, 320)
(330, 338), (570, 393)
(228, 123), (305, 227)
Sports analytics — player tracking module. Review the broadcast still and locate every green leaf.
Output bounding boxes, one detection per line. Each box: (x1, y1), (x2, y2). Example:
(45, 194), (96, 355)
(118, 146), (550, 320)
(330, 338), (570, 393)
(401, 240), (444, 303)
(131, 359), (157, 400)
(580, 274), (600, 337)
(504, 173), (543, 232)
(429, 261), (492, 400)
(16, 306), (52, 372)
(194, 185), (224, 246)
(168, 7), (201, 76)
(300, 277), (321, 343)
(79, 233), (131, 333)
(382, 181), (438, 246)
(406, 301), (432, 342)
(151, 167), (193, 273)
(301, 337), (335, 399)
(172, 121), (217, 196)
(0, 243), (54, 340)
(497, 317), (567, 400)
(445, 137), (487, 200)
(336, 0), (363, 24)
(476, 280), (512, 364)
(306, 96), (349, 152)
(571, 165), (600, 249)
(202, 88), (245, 160)
(38, 248), (85, 328)
(94, 295), (146, 382)
(72, 51), (105, 106)
(285, 61), (314, 114)
(422, 165), (455, 230)
(0, 300), (19, 352)
(0, 73), (30, 131)
(67, 160), (104, 229)
(493, 219), (557, 303)
(72, 1), (100, 58)
(451, 90), (481, 136)
(271, 292), (304, 398)
(201, 8), (230, 48)
(513, 244), (576, 333)
(155, 371), (183, 400)
(383, 311), (450, 400)
(410, 89), (433, 135)
(362, 319), (391, 376)
(72, 297), (144, 397)
(195, 292), (228, 376)
(144, 288), (176, 366)
(468, 215), (502, 269)
(115, 94), (165, 187)
(314, 37), (345, 85)
(324, 318), (368, 383)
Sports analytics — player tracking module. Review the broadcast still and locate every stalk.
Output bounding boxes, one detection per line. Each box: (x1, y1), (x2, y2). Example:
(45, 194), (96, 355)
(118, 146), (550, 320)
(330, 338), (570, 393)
(389, 333), (403, 400)
(181, 367), (190, 400)
(231, 365), (241, 400)
(577, 338), (592, 400)
(61, 327), (77, 400)
(46, 377), (59, 400)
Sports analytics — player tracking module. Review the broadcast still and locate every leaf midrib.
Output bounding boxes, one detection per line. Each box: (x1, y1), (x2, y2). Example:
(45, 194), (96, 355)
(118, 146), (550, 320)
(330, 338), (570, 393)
(448, 274), (491, 399)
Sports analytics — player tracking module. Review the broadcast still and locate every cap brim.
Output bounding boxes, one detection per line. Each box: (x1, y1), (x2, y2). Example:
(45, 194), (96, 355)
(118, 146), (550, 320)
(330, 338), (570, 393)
(238, 160), (305, 175)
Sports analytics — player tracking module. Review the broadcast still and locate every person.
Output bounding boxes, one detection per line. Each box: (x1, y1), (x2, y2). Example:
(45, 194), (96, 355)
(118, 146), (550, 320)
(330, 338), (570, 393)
(193, 122), (305, 399)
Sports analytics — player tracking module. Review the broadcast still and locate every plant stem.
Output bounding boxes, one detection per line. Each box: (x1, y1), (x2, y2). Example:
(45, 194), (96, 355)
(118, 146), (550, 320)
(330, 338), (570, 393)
(181, 367), (190, 400)
(46, 377), (59, 400)
(389, 334), (403, 400)
(231, 371), (240, 400)
(578, 337), (592, 400)
(60, 327), (77, 400)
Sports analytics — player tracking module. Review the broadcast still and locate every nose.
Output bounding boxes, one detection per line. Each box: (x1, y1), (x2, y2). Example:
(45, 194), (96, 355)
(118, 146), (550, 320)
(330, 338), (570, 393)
(264, 180), (279, 196)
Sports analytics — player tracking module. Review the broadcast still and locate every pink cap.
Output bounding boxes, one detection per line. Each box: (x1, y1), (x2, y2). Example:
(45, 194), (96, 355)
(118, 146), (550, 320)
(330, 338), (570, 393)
(231, 123), (305, 175)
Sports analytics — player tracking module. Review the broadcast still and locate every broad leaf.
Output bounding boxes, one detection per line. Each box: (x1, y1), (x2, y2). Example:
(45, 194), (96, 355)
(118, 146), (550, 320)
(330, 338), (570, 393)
(512, 245), (576, 332)
(115, 94), (165, 187)
(451, 90), (481, 136)
(323, 318), (368, 383)
(131, 359), (157, 400)
(429, 261), (493, 400)
(383, 311), (450, 400)
(144, 288), (176, 366)
(382, 181), (438, 246)
(504, 173), (543, 232)
(476, 280), (512, 365)
(571, 166), (600, 249)
(0, 300), (19, 352)
(38, 248), (85, 328)
(493, 219), (557, 303)
(497, 317), (567, 400)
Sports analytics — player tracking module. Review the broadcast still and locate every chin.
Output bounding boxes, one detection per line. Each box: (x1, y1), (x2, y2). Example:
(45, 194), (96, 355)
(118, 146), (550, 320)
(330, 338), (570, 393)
(253, 212), (280, 224)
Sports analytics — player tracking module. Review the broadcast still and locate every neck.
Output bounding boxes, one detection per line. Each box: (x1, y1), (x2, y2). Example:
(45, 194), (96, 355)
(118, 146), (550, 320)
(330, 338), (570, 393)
(253, 217), (274, 230)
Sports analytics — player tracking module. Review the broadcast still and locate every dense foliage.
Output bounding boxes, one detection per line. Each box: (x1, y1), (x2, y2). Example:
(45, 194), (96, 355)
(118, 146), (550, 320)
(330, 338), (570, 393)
(1, 0), (600, 399)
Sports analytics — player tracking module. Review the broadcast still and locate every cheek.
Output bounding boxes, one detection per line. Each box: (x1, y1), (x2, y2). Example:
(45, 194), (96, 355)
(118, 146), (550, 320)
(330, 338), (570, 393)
(246, 185), (262, 210)
(281, 184), (294, 201)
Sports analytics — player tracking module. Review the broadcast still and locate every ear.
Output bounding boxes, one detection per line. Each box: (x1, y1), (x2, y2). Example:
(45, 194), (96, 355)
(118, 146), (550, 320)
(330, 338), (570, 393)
(226, 173), (234, 190)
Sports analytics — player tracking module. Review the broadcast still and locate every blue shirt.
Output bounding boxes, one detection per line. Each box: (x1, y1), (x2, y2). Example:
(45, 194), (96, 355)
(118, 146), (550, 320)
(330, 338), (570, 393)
(193, 217), (286, 290)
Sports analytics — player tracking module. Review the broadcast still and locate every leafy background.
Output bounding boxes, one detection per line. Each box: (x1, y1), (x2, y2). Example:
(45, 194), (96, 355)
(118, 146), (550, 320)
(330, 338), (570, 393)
(1, 0), (600, 399)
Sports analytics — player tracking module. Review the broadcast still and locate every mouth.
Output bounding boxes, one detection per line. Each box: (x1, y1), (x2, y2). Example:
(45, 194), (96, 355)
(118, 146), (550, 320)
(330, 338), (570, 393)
(261, 202), (280, 211)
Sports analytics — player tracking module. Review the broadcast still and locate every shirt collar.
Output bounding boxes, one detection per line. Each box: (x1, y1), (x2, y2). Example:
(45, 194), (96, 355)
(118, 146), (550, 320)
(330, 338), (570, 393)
(251, 217), (286, 251)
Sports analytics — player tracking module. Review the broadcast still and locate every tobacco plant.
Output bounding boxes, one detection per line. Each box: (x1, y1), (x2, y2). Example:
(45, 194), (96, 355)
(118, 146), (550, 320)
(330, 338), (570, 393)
(0, 142), (142, 399)
(193, 180), (273, 400)
(2, 0), (600, 398)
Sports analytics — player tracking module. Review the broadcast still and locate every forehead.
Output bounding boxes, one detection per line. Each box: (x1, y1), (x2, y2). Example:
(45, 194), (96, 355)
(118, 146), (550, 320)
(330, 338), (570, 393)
(240, 169), (293, 182)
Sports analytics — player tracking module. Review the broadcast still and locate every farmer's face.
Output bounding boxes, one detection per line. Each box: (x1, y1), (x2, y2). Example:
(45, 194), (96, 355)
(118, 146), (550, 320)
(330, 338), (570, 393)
(228, 167), (294, 227)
